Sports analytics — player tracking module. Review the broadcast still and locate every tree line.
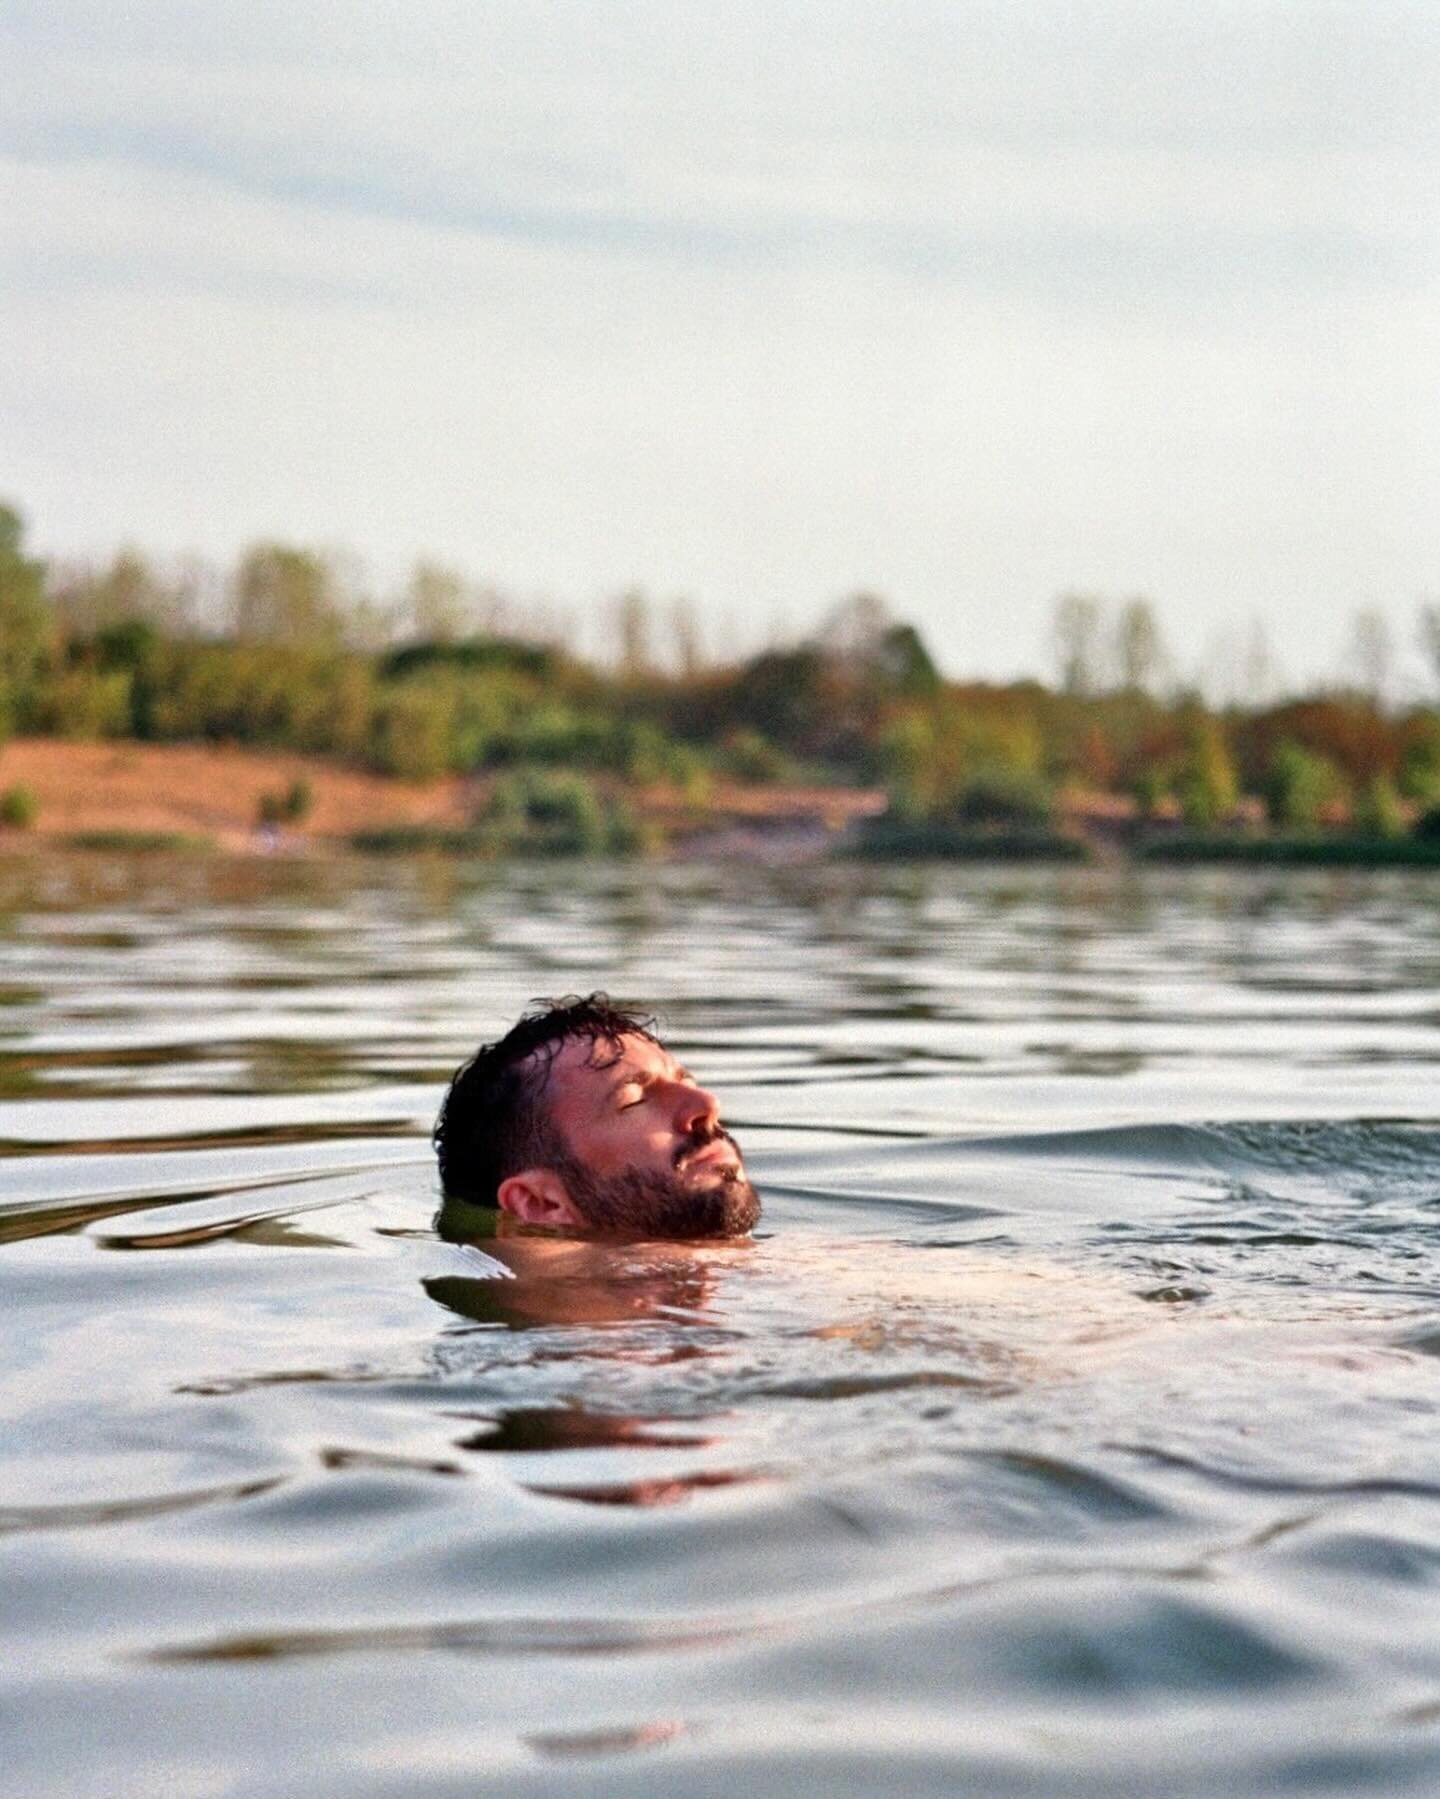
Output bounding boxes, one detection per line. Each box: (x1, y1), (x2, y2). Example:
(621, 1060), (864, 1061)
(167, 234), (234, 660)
(3, 502), (1440, 840)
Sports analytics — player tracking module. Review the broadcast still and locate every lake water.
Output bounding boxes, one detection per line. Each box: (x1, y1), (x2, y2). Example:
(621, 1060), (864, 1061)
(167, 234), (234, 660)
(4, 854), (1440, 1797)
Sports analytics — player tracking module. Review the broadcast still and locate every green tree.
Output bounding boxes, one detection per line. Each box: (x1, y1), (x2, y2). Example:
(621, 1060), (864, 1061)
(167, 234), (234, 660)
(876, 622), (941, 697)
(0, 784), (39, 828)
(34, 668), (134, 739)
(1353, 774), (1406, 838)
(368, 682), (457, 780)
(0, 504), (52, 732)
(716, 728), (792, 784)
(874, 709), (936, 821)
(1131, 763), (1172, 819)
(950, 766), (1054, 827)
(405, 560), (468, 643)
(231, 544), (343, 650)
(819, 593), (940, 700)
(1398, 714), (1440, 804)
(54, 548), (191, 639)
(479, 767), (610, 854)
(1113, 597), (1165, 694)
(669, 596), (703, 679)
(1175, 721), (1239, 828)
(1263, 740), (1346, 831)
(729, 646), (828, 753)
(614, 588), (653, 680)
(1053, 592), (1104, 697)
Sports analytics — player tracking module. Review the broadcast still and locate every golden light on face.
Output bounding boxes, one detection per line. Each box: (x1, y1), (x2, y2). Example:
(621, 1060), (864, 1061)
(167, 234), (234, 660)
(539, 1034), (760, 1240)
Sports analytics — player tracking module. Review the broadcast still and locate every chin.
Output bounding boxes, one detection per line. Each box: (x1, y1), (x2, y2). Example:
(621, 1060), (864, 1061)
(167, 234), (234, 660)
(558, 1152), (760, 1241)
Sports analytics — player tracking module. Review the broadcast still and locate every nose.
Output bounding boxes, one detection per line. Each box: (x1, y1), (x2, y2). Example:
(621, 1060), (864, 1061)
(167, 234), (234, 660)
(672, 1079), (719, 1136)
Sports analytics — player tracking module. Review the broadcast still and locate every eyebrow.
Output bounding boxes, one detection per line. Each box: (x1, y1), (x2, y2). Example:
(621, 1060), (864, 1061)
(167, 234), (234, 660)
(603, 1056), (692, 1095)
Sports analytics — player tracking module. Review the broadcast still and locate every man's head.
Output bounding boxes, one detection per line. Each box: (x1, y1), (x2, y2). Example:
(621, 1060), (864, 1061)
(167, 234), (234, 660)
(434, 994), (760, 1240)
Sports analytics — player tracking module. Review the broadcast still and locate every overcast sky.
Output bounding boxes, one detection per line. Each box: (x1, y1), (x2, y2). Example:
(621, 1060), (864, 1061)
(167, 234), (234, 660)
(4, 1), (1437, 689)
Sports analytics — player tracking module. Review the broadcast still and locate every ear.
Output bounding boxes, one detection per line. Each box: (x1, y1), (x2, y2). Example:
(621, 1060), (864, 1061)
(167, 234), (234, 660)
(496, 1167), (584, 1228)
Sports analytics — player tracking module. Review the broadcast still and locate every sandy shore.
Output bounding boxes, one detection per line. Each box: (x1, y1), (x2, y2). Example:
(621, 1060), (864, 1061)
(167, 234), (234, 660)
(0, 739), (468, 852)
(0, 738), (888, 857)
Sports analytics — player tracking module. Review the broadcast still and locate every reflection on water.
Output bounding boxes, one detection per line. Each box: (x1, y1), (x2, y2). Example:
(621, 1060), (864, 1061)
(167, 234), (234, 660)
(4, 855), (1440, 1795)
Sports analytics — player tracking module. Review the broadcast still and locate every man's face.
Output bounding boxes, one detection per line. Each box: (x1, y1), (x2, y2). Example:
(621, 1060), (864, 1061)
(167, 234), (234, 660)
(538, 1032), (760, 1239)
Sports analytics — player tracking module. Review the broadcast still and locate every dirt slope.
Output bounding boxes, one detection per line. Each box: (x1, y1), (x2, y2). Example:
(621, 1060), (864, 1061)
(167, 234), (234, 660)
(0, 739), (468, 850)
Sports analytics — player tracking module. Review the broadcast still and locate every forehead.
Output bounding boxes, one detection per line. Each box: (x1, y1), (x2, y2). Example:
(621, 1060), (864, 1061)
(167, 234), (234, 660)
(542, 1031), (678, 1105)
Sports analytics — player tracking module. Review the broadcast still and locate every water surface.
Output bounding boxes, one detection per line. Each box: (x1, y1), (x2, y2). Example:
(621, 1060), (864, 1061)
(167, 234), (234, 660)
(4, 854), (1440, 1796)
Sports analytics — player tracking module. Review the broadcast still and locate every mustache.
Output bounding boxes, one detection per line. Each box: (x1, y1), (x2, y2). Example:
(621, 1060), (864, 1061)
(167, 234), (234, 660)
(674, 1122), (740, 1170)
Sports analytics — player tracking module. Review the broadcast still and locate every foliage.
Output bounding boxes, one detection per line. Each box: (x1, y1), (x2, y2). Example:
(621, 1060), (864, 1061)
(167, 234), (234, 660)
(1053, 592), (1103, 696)
(231, 544), (344, 649)
(1397, 714), (1440, 804)
(283, 777), (313, 822)
(1112, 597), (1166, 694)
(0, 783), (39, 828)
(367, 680), (458, 781)
(380, 637), (555, 682)
(874, 696), (1046, 824)
(477, 768), (645, 855)
(1262, 740), (1347, 832)
(1352, 775), (1407, 839)
(51, 550), (191, 641)
(10, 501), (1440, 866)
(33, 668), (134, 740)
(726, 645), (830, 753)
(0, 503), (53, 732)
(948, 765), (1054, 828)
(257, 779), (313, 828)
(1131, 764), (1171, 818)
(1174, 720), (1239, 828)
(63, 830), (215, 852)
(1237, 698), (1395, 791)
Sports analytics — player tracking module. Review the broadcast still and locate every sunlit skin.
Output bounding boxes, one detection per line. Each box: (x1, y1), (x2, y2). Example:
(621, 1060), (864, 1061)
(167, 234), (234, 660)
(494, 1032), (755, 1235)
(434, 1029), (1159, 1368)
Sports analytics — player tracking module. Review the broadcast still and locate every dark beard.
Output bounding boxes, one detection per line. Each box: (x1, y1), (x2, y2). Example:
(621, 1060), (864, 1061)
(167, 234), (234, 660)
(553, 1144), (761, 1241)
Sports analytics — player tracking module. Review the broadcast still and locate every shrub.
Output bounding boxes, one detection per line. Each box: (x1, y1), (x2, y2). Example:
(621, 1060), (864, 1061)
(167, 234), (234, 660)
(255, 781), (311, 828)
(503, 768), (605, 852)
(282, 777), (312, 822)
(1398, 719), (1440, 805)
(35, 668), (133, 740)
(476, 767), (643, 856)
(1263, 740), (1346, 831)
(873, 702), (1046, 824)
(1352, 775), (1407, 839)
(716, 728), (793, 784)
(367, 683), (457, 780)
(0, 783), (38, 827)
(63, 830), (214, 852)
(1131, 764), (1171, 819)
(948, 765), (1054, 828)
(1174, 722), (1239, 829)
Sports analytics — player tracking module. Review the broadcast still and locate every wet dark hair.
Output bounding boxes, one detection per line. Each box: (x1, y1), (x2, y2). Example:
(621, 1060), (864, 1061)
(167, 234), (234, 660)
(433, 992), (660, 1206)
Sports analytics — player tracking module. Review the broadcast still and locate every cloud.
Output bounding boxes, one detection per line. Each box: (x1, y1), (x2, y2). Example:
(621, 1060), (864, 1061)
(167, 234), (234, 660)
(2, 1), (1437, 682)
(5, 2), (1435, 301)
